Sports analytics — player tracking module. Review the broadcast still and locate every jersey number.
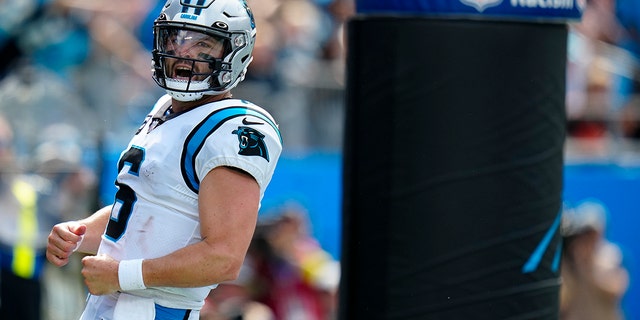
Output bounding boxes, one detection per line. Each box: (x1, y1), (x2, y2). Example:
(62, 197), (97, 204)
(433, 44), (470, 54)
(105, 146), (145, 241)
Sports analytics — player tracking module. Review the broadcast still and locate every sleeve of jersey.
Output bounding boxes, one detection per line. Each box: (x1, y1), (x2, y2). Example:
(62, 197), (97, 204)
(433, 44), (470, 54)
(192, 113), (282, 194)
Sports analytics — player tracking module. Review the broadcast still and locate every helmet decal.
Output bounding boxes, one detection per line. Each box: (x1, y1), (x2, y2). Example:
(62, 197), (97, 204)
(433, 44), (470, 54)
(181, 0), (207, 15)
(239, 0), (256, 29)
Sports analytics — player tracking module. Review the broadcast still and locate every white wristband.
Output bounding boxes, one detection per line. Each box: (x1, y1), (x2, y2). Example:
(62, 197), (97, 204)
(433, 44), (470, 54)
(118, 259), (146, 291)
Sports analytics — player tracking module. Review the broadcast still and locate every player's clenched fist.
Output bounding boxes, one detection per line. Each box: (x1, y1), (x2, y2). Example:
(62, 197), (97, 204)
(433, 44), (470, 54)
(46, 221), (86, 267)
(81, 255), (120, 295)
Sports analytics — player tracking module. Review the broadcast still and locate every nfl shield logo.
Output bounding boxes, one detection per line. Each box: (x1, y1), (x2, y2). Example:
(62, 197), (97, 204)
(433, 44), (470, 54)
(460, 0), (503, 12)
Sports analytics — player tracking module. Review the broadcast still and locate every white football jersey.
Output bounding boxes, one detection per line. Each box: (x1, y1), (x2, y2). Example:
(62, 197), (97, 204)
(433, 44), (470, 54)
(96, 95), (282, 309)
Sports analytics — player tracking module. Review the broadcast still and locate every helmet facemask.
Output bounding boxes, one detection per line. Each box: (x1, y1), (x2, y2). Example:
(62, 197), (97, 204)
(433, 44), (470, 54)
(153, 25), (233, 101)
(151, 0), (256, 102)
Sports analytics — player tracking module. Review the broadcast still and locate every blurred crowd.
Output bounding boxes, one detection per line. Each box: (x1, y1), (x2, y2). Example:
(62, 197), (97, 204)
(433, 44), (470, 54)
(565, 0), (640, 164)
(0, 0), (639, 319)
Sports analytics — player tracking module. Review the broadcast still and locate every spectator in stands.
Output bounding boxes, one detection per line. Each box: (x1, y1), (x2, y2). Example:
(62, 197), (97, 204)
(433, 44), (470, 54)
(560, 201), (629, 320)
(0, 114), (49, 320)
(248, 204), (340, 320)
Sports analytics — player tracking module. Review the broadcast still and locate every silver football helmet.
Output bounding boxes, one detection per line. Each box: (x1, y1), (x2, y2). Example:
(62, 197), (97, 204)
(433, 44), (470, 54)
(152, 0), (256, 101)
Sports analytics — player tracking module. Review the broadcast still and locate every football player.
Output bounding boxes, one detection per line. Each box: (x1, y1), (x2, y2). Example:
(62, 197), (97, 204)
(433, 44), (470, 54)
(45, 0), (282, 319)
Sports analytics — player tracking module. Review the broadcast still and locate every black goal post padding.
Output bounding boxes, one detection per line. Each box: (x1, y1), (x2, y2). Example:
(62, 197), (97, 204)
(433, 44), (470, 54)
(340, 17), (567, 320)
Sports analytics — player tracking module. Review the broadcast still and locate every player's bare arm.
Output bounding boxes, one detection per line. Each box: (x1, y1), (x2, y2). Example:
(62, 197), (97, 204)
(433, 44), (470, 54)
(144, 166), (260, 287)
(46, 205), (112, 267)
(79, 166), (260, 295)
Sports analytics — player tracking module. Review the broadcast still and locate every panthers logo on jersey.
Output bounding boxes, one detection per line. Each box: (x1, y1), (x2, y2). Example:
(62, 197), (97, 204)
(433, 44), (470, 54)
(232, 126), (269, 161)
